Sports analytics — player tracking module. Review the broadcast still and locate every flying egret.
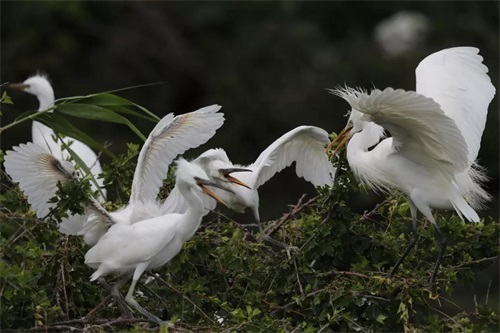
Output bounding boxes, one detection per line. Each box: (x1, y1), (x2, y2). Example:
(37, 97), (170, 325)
(8, 74), (107, 236)
(162, 125), (336, 248)
(4, 104), (227, 245)
(329, 47), (495, 286)
(84, 158), (233, 325)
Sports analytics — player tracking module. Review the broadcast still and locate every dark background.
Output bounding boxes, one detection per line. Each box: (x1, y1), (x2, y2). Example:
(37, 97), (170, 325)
(1, 1), (498, 220)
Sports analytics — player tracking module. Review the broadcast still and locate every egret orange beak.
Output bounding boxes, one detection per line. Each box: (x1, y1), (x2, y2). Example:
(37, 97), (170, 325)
(220, 168), (252, 189)
(326, 125), (353, 155)
(8, 83), (29, 90)
(195, 178), (233, 207)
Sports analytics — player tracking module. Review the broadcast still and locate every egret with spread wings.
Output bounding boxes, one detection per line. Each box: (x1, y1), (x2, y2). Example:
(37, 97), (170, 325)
(4, 105), (232, 323)
(162, 125), (336, 248)
(4, 104), (226, 245)
(84, 158), (232, 325)
(9, 74), (107, 235)
(329, 47), (495, 286)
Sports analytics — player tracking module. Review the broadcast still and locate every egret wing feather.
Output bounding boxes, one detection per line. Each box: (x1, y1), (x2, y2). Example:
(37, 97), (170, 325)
(249, 126), (335, 189)
(335, 87), (469, 179)
(130, 105), (224, 204)
(416, 47), (496, 165)
(4, 142), (75, 218)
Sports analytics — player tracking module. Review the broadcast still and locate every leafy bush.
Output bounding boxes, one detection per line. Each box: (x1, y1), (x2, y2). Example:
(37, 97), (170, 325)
(0, 93), (498, 332)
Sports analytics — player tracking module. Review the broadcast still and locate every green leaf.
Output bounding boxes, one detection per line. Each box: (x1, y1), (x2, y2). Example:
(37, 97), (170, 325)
(375, 314), (387, 324)
(37, 113), (116, 158)
(84, 93), (135, 106)
(59, 139), (105, 199)
(55, 103), (147, 141)
(1, 91), (13, 104)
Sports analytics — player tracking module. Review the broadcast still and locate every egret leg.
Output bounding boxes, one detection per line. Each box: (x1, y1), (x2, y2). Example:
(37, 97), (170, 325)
(98, 276), (132, 317)
(125, 264), (170, 326)
(253, 206), (290, 249)
(430, 222), (447, 286)
(412, 202), (447, 287)
(390, 200), (419, 277)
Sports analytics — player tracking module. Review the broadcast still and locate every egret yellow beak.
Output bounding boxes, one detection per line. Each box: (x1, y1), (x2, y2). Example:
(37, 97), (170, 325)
(8, 83), (29, 90)
(326, 125), (353, 155)
(220, 168), (252, 189)
(196, 178), (233, 207)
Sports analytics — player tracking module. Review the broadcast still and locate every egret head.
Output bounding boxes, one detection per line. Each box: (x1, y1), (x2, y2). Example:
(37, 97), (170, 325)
(9, 74), (54, 99)
(175, 158), (233, 206)
(327, 86), (373, 155)
(195, 149), (252, 189)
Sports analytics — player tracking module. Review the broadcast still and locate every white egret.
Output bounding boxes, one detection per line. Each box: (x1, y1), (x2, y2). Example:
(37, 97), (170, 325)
(4, 105), (237, 322)
(9, 74), (106, 236)
(162, 125), (336, 248)
(4, 104), (227, 245)
(329, 47), (495, 286)
(84, 158), (232, 325)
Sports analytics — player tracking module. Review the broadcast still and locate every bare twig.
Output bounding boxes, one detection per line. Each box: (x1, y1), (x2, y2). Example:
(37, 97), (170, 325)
(485, 279), (492, 305)
(83, 294), (112, 320)
(265, 194), (317, 236)
(153, 275), (215, 324)
(451, 256), (498, 269)
(293, 256), (304, 297)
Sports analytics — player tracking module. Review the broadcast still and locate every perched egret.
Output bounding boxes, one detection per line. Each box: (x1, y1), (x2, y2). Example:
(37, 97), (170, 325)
(4, 104), (227, 245)
(4, 105), (236, 322)
(85, 158), (232, 325)
(162, 125), (336, 248)
(9, 74), (106, 195)
(9, 74), (107, 236)
(329, 47), (495, 286)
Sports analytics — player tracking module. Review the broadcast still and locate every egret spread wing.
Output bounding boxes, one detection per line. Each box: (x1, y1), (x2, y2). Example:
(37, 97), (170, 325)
(130, 105), (225, 204)
(4, 142), (76, 218)
(338, 87), (469, 178)
(249, 126), (335, 189)
(416, 47), (496, 165)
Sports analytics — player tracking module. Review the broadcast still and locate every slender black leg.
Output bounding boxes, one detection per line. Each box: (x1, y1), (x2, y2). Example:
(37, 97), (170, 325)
(390, 200), (419, 277)
(252, 206), (291, 249)
(430, 222), (448, 286)
(99, 276), (133, 317)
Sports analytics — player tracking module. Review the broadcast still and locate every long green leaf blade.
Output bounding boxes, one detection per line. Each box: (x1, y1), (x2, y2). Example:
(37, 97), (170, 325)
(55, 103), (147, 141)
(37, 113), (116, 158)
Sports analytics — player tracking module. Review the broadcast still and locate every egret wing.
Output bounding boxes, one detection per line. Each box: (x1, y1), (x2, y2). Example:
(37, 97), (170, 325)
(416, 47), (496, 165)
(4, 142), (76, 218)
(338, 88), (469, 178)
(4, 142), (113, 238)
(249, 126), (335, 189)
(130, 105), (224, 204)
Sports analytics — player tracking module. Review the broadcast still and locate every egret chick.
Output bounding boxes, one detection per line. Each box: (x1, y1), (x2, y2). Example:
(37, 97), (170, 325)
(162, 125), (336, 248)
(84, 159), (233, 325)
(329, 47), (495, 286)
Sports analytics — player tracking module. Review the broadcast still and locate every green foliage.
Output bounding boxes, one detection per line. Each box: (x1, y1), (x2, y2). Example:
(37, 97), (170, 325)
(1, 151), (498, 332)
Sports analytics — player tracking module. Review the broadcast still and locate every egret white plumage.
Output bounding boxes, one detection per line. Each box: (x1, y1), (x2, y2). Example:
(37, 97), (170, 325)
(4, 105), (233, 322)
(329, 47), (495, 286)
(9, 74), (106, 196)
(4, 104), (226, 245)
(162, 125), (336, 248)
(84, 158), (232, 325)
(9, 74), (108, 237)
